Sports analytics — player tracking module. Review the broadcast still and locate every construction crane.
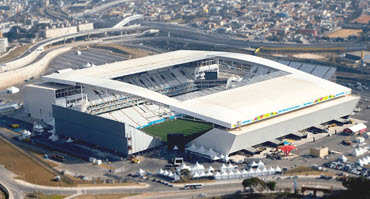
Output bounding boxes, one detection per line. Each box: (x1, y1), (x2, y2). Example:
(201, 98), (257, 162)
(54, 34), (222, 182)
(342, 133), (354, 145)
(254, 47), (261, 55)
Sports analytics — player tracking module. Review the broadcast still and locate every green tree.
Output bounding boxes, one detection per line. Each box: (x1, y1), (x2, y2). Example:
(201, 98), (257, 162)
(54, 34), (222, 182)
(266, 181), (277, 192)
(342, 176), (370, 197)
(242, 177), (266, 194)
(180, 169), (191, 180)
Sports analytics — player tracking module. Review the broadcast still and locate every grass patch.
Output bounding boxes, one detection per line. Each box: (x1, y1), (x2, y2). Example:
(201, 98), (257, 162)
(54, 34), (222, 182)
(74, 193), (139, 199)
(25, 193), (67, 199)
(31, 152), (60, 168)
(283, 166), (335, 176)
(0, 138), (68, 186)
(0, 44), (33, 62)
(141, 119), (213, 141)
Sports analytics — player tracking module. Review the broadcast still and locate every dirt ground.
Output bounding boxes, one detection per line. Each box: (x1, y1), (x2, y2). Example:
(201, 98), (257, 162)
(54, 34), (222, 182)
(0, 138), (70, 186)
(326, 29), (362, 38)
(290, 53), (326, 60)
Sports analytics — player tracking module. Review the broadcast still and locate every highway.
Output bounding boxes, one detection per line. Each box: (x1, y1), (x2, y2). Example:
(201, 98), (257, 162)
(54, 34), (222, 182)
(69, 0), (132, 19)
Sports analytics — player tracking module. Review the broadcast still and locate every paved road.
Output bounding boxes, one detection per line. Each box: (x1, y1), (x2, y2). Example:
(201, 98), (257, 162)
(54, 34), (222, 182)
(0, 164), (345, 199)
(70, 0), (131, 19)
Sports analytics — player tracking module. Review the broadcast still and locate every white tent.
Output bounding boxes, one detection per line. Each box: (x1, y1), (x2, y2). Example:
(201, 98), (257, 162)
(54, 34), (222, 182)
(192, 172), (200, 179)
(208, 166), (215, 173)
(241, 169), (249, 177)
(177, 163), (191, 172)
(223, 155), (230, 163)
(228, 170), (235, 179)
(366, 156), (370, 163)
(227, 163), (235, 171)
(48, 133), (59, 142)
(255, 168), (262, 176)
(137, 168), (145, 176)
(356, 158), (364, 166)
(186, 143), (198, 152)
(351, 148), (361, 157)
(257, 160), (265, 168)
(219, 154), (225, 159)
(198, 146), (206, 154)
(221, 171), (229, 179)
(362, 157), (369, 165)
(235, 170), (242, 178)
(250, 161), (258, 168)
(21, 130), (31, 136)
(164, 170), (169, 176)
(66, 137), (73, 143)
(262, 167), (269, 175)
(338, 155), (348, 162)
(173, 173), (180, 181)
(191, 162), (205, 174)
(158, 169), (164, 175)
(220, 164), (228, 171)
(209, 148), (219, 157)
(358, 147), (365, 155)
(168, 171), (174, 178)
(347, 123), (367, 133)
(199, 171), (207, 177)
(214, 172), (221, 180)
(211, 155), (220, 161)
(204, 148), (213, 157)
(6, 86), (19, 94)
(173, 145), (179, 150)
(268, 167), (275, 175)
(248, 168), (255, 176)
(275, 166), (282, 173)
(205, 170), (213, 177)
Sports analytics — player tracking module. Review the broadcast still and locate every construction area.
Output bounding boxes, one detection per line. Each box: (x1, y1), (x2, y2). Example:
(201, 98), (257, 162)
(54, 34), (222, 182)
(326, 29), (363, 38)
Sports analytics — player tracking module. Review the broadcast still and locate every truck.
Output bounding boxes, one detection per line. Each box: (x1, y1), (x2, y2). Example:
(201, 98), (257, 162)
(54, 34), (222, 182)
(52, 154), (65, 162)
(10, 124), (19, 128)
(129, 155), (140, 164)
(173, 157), (184, 166)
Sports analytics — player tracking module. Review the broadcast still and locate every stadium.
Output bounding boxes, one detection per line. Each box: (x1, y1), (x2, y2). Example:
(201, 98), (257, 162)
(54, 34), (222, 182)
(23, 50), (360, 156)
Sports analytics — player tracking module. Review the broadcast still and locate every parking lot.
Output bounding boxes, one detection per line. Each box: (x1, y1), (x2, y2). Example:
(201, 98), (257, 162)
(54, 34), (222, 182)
(45, 48), (126, 74)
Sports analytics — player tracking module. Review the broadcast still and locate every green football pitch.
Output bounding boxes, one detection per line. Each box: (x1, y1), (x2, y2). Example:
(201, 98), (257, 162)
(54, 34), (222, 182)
(141, 119), (213, 141)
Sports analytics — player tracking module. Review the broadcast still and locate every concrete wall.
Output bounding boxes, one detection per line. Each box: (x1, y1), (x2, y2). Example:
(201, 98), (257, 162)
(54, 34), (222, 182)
(126, 124), (162, 154)
(43, 26), (78, 39)
(53, 105), (129, 155)
(78, 23), (94, 32)
(0, 38), (8, 53)
(190, 95), (360, 155)
(24, 86), (56, 122)
(0, 47), (71, 90)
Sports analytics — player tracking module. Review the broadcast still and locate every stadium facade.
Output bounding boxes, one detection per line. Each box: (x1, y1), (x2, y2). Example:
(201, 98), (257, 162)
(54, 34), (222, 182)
(24, 50), (360, 156)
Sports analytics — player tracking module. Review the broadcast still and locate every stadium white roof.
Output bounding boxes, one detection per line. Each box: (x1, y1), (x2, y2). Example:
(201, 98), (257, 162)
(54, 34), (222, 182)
(44, 50), (352, 129)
